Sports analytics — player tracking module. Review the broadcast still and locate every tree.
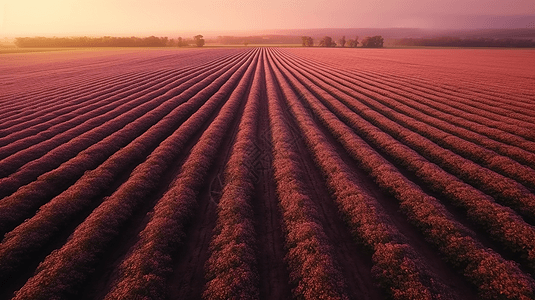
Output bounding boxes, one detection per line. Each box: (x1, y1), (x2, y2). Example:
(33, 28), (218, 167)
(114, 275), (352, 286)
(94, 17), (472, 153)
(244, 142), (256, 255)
(347, 36), (359, 48)
(307, 36), (313, 47)
(177, 37), (187, 47)
(361, 36), (384, 48)
(194, 35), (205, 47)
(319, 36), (336, 47)
(339, 36), (346, 47)
(301, 36), (314, 47)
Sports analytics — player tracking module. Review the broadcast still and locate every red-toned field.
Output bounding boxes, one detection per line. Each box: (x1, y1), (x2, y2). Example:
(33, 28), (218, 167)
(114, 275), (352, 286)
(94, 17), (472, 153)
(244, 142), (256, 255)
(0, 47), (534, 300)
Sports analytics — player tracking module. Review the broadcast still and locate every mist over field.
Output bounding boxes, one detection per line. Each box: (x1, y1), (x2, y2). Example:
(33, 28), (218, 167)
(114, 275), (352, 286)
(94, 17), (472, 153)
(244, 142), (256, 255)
(1, 0), (534, 38)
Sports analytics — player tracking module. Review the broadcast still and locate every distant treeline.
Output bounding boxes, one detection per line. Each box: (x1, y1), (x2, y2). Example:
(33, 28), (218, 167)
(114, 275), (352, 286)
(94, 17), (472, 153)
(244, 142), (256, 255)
(301, 35), (384, 48)
(393, 37), (535, 48)
(214, 35), (302, 45)
(14, 36), (196, 48)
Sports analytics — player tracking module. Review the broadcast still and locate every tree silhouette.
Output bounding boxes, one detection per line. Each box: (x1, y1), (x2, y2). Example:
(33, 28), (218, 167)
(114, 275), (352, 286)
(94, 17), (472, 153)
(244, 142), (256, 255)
(301, 36), (314, 47)
(194, 35), (205, 47)
(347, 36), (359, 48)
(319, 36), (336, 47)
(361, 36), (384, 48)
(339, 36), (346, 47)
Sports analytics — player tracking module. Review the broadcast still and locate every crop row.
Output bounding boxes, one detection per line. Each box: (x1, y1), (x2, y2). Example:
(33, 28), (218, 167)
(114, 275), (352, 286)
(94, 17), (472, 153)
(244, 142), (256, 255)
(10, 49), (257, 300)
(0, 69), (178, 152)
(0, 58), (166, 119)
(291, 49), (535, 125)
(273, 52), (535, 214)
(290, 71), (535, 271)
(203, 51), (264, 300)
(0, 50), (243, 153)
(279, 55), (535, 177)
(265, 52), (351, 300)
(286, 49), (535, 120)
(0, 50), (244, 152)
(0, 69), (175, 145)
(266, 50), (442, 299)
(104, 49), (259, 300)
(0, 66), (143, 113)
(273, 51), (535, 272)
(0, 68), (168, 132)
(279, 50), (535, 150)
(0, 54), (250, 233)
(0, 49), (244, 133)
(0, 48), (248, 206)
(290, 49), (535, 105)
(0, 50), (256, 285)
(352, 68), (535, 126)
(268, 49), (535, 299)
(1, 47), (534, 299)
(0, 49), (239, 108)
(277, 49), (535, 175)
(341, 70), (535, 144)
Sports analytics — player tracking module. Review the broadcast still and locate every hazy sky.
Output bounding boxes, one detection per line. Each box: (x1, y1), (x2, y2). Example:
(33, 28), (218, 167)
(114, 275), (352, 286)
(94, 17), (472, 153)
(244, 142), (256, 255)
(1, 0), (534, 36)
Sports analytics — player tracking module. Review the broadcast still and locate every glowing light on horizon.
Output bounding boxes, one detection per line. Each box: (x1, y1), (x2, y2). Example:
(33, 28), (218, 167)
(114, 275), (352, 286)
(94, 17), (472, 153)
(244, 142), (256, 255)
(1, 0), (534, 37)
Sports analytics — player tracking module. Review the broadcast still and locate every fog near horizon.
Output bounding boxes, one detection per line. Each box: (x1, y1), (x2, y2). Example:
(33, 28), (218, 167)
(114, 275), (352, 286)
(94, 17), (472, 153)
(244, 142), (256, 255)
(1, 0), (534, 37)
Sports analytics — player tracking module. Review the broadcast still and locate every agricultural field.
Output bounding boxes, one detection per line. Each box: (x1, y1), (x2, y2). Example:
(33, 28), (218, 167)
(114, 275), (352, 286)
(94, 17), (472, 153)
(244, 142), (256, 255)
(0, 47), (534, 300)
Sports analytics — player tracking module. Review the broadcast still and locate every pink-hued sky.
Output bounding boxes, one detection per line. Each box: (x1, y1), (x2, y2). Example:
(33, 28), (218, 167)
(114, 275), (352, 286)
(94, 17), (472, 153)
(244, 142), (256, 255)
(1, 0), (534, 36)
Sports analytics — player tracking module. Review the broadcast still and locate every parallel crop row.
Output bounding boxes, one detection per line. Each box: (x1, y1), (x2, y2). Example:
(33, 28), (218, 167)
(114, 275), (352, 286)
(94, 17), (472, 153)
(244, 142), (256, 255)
(273, 52), (535, 217)
(0, 61), (161, 121)
(265, 52), (350, 300)
(203, 51), (264, 300)
(288, 51), (535, 145)
(267, 50), (437, 299)
(0, 50), (243, 176)
(343, 71), (535, 148)
(289, 49), (535, 108)
(302, 82), (535, 273)
(104, 49), (259, 300)
(278, 49), (535, 171)
(0, 70), (178, 154)
(0, 50), (244, 138)
(0, 69), (148, 123)
(350, 60), (535, 117)
(0, 70), (184, 179)
(0, 50), (256, 282)
(291, 50), (535, 129)
(352, 69), (535, 129)
(10, 49), (256, 300)
(278, 50), (535, 167)
(0, 68), (169, 134)
(0, 51), (253, 236)
(0, 69), (176, 149)
(268, 49), (535, 299)
(0, 49), (238, 114)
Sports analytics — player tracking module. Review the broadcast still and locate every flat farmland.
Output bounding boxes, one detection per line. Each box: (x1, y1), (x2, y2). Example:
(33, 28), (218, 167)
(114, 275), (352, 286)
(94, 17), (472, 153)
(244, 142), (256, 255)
(1, 47), (535, 300)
